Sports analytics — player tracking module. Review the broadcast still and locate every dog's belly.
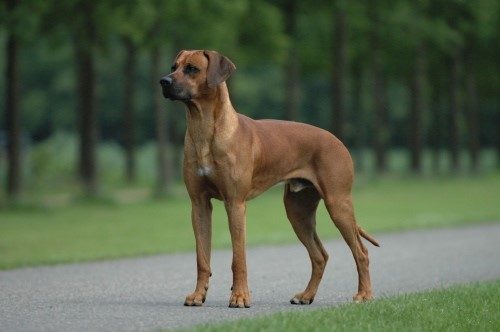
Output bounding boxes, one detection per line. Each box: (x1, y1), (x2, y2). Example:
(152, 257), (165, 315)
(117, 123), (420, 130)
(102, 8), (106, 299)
(287, 178), (315, 192)
(246, 166), (318, 200)
(204, 173), (313, 202)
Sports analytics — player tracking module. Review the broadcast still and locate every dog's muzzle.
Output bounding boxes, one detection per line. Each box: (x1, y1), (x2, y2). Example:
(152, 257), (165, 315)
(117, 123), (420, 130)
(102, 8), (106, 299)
(159, 76), (175, 99)
(159, 76), (190, 101)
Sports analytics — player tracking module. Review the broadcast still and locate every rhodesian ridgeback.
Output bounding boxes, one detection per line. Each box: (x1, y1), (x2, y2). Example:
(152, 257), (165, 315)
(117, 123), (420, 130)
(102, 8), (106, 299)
(160, 50), (379, 308)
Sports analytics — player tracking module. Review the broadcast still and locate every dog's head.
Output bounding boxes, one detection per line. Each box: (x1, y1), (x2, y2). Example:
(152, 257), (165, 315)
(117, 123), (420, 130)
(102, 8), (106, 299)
(159, 50), (236, 101)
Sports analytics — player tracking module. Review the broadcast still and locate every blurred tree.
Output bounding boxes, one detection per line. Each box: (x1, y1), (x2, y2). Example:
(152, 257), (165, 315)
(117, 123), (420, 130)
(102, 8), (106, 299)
(234, 0), (286, 121)
(350, 61), (364, 170)
(348, 1), (371, 170)
(445, 1), (472, 172)
(471, 0), (500, 169)
(448, 46), (462, 173)
(368, 0), (389, 173)
(464, 49), (479, 172)
(462, 4), (481, 172)
(331, 0), (347, 141)
(41, 0), (118, 195)
(113, 1), (156, 183)
(279, 0), (301, 121)
(236, 0), (285, 65)
(2, 0), (45, 198)
(73, 1), (99, 194)
(408, 41), (426, 174)
(4, 0), (21, 198)
(429, 0), (490, 173)
(150, 44), (171, 196)
(122, 36), (137, 183)
(425, 0), (459, 174)
(406, 1), (430, 174)
(146, 0), (175, 196)
(429, 73), (444, 173)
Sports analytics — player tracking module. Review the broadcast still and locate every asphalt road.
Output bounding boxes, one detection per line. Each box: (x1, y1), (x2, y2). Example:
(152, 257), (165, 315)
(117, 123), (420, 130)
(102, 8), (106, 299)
(1, 223), (499, 331)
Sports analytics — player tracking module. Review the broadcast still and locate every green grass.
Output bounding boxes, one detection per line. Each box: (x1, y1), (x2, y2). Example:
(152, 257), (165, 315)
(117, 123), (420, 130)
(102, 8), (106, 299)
(187, 280), (500, 332)
(1, 173), (499, 269)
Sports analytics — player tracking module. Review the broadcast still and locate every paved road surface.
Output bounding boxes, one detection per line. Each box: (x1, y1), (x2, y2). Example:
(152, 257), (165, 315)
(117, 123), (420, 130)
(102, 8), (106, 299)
(1, 223), (499, 331)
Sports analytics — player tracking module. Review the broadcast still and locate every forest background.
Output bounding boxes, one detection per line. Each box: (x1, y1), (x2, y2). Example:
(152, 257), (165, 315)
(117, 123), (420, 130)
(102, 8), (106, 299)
(1, 0), (499, 200)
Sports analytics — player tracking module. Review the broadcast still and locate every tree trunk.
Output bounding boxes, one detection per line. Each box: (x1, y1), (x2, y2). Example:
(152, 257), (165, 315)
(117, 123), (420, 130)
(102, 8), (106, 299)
(369, 2), (388, 173)
(449, 49), (462, 172)
(74, 2), (98, 195)
(283, 0), (300, 121)
(408, 42), (426, 173)
(123, 37), (137, 183)
(464, 56), (480, 172)
(351, 61), (364, 172)
(151, 46), (171, 196)
(5, 0), (21, 199)
(331, 0), (347, 141)
(429, 76), (442, 174)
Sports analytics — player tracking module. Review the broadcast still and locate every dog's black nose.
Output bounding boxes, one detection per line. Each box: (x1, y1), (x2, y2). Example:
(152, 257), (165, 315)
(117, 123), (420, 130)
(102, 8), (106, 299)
(159, 76), (173, 86)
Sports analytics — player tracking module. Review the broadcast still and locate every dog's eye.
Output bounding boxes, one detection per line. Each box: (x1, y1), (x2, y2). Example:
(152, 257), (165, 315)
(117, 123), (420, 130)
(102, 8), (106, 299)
(171, 65), (177, 72)
(184, 64), (199, 74)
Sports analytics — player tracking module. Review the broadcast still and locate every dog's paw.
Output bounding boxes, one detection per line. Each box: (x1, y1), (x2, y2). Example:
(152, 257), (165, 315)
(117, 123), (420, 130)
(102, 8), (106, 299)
(290, 291), (315, 305)
(228, 289), (251, 308)
(353, 291), (373, 303)
(184, 292), (206, 306)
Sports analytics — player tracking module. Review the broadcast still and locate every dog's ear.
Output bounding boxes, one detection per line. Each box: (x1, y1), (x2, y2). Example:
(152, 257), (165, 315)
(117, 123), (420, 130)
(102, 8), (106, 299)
(203, 50), (236, 89)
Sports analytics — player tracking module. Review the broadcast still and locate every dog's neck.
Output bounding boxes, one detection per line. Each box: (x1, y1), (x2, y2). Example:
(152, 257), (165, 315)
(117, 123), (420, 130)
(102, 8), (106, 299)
(184, 82), (238, 167)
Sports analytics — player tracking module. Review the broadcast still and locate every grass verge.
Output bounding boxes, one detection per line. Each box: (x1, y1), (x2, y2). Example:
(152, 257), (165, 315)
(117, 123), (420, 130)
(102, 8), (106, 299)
(186, 280), (500, 332)
(1, 173), (499, 269)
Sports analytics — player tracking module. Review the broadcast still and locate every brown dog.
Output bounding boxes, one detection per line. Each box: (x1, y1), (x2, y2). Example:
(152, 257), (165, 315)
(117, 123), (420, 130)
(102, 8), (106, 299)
(160, 50), (379, 308)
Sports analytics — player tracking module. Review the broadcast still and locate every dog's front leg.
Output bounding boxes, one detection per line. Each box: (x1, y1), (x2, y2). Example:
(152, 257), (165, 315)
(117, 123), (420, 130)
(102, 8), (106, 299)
(184, 196), (213, 306)
(225, 200), (251, 308)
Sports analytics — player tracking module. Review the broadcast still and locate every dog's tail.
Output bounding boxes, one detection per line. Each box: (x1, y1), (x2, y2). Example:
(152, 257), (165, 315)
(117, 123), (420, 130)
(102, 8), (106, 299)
(358, 226), (380, 247)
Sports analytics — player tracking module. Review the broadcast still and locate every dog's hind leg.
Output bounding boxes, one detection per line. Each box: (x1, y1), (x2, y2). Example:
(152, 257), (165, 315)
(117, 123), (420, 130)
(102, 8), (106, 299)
(284, 184), (328, 305)
(324, 193), (373, 302)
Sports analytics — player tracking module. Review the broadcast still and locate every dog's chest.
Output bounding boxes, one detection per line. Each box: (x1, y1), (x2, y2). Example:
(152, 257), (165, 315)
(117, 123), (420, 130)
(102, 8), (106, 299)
(187, 129), (232, 174)
(192, 163), (231, 201)
(197, 165), (213, 176)
(195, 149), (232, 179)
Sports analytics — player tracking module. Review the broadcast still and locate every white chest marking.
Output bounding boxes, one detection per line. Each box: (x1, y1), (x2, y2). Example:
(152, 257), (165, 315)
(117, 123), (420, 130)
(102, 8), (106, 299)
(197, 165), (213, 177)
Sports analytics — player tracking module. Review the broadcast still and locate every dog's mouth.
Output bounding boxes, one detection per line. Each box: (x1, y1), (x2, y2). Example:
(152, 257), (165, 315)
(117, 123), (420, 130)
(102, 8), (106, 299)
(161, 88), (175, 100)
(161, 87), (191, 101)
